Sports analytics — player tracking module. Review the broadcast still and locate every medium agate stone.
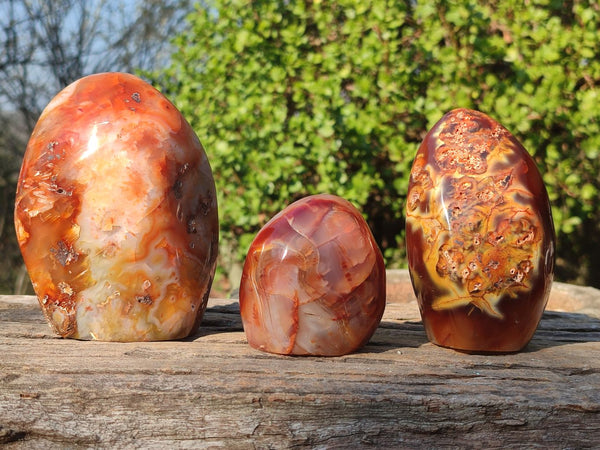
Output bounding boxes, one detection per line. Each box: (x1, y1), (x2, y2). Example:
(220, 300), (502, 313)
(239, 194), (386, 356)
(14, 72), (218, 341)
(406, 108), (555, 353)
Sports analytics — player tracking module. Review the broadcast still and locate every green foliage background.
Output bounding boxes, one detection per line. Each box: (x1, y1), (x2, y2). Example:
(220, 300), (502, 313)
(150, 0), (600, 288)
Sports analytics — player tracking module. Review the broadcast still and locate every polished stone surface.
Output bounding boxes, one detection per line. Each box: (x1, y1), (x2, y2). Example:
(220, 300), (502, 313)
(406, 108), (555, 352)
(240, 194), (386, 356)
(15, 72), (218, 341)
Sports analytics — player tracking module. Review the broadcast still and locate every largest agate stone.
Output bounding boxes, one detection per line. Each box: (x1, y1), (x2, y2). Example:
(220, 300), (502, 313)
(406, 108), (555, 352)
(14, 72), (218, 341)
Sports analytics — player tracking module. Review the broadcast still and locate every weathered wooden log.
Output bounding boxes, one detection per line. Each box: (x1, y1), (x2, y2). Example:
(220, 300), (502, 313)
(1, 270), (599, 448)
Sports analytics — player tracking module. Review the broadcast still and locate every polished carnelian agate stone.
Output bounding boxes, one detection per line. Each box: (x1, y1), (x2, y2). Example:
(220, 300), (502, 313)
(239, 194), (386, 356)
(406, 108), (555, 352)
(15, 72), (218, 341)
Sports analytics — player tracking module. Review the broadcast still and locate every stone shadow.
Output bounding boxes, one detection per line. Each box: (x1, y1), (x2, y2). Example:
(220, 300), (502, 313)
(187, 299), (600, 357)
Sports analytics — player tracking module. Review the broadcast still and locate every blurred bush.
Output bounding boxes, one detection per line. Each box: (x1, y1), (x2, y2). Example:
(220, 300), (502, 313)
(152, 0), (599, 288)
(0, 117), (28, 294)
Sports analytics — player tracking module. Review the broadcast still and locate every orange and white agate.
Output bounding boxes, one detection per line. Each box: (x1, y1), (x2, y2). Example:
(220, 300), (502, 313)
(239, 194), (386, 356)
(14, 72), (218, 341)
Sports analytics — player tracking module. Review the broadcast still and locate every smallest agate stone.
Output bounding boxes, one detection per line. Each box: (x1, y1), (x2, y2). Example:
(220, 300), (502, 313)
(239, 194), (386, 356)
(406, 108), (555, 353)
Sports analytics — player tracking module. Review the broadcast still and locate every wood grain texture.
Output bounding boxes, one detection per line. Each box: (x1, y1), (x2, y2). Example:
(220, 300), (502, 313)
(1, 270), (599, 448)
